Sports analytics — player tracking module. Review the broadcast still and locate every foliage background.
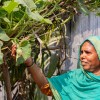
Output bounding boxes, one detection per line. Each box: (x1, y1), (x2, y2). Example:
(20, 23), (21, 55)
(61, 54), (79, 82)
(0, 0), (100, 100)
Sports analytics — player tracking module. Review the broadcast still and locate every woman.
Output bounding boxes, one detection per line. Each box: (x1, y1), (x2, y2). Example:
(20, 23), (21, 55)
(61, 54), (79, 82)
(25, 36), (100, 100)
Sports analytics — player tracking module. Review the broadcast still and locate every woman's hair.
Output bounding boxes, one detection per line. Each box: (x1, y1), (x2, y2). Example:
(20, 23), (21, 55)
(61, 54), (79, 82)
(84, 40), (93, 46)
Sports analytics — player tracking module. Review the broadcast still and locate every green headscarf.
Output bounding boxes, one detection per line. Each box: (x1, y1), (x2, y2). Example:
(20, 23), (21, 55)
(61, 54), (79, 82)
(47, 36), (100, 100)
(81, 36), (100, 59)
(79, 36), (100, 79)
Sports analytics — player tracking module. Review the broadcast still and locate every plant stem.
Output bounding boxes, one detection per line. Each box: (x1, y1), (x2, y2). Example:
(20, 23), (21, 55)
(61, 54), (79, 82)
(2, 54), (12, 100)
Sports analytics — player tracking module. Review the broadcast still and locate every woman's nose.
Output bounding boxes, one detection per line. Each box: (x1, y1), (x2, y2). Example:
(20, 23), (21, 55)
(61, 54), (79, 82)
(80, 52), (86, 59)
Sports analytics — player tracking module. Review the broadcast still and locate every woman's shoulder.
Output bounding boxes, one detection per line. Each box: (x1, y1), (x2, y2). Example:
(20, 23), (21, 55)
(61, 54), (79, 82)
(68, 68), (82, 74)
(50, 69), (82, 79)
(65, 68), (83, 77)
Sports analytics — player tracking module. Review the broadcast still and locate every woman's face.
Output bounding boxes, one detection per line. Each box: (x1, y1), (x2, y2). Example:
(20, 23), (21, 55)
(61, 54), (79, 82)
(80, 41), (100, 73)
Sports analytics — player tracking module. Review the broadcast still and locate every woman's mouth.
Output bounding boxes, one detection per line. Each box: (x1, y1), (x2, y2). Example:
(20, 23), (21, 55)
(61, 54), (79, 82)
(81, 61), (88, 65)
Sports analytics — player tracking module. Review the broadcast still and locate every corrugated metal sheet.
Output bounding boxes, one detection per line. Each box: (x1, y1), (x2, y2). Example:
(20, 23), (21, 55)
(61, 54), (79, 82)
(64, 12), (100, 71)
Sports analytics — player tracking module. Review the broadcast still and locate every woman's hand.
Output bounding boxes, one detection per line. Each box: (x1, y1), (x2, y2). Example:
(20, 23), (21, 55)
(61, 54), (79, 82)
(11, 44), (33, 67)
(24, 57), (33, 67)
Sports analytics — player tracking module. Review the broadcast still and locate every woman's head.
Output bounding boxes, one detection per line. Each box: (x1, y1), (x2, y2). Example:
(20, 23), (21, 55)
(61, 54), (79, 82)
(79, 36), (100, 75)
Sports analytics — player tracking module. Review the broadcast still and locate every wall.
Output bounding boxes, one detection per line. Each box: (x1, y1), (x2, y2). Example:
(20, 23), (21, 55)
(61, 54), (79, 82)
(63, 12), (100, 71)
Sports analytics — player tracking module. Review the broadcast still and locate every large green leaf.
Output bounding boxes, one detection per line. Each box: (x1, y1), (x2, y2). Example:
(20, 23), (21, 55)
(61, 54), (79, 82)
(3, 1), (18, 13)
(47, 54), (59, 78)
(16, 40), (31, 66)
(26, 9), (43, 21)
(26, 8), (52, 23)
(15, 0), (52, 24)
(20, 40), (31, 60)
(0, 28), (10, 41)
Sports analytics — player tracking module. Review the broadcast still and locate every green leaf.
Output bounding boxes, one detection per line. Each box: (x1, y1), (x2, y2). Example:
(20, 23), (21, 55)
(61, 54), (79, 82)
(35, 0), (50, 8)
(96, 12), (100, 16)
(77, 0), (89, 15)
(16, 47), (23, 66)
(0, 8), (7, 18)
(15, 0), (36, 10)
(0, 41), (3, 48)
(42, 18), (52, 24)
(0, 28), (10, 41)
(15, 0), (51, 24)
(3, 17), (10, 23)
(22, 0), (36, 10)
(80, 6), (89, 15)
(13, 11), (24, 22)
(16, 56), (24, 66)
(26, 9), (44, 21)
(3, 1), (18, 13)
(35, 0), (44, 8)
(47, 54), (59, 77)
(20, 40), (29, 47)
(26, 9), (52, 24)
(16, 40), (31, 66)
(21, 40), (31, 60)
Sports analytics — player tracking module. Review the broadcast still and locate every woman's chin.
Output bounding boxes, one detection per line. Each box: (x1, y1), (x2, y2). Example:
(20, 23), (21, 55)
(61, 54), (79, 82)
(82, 65), (90, 71)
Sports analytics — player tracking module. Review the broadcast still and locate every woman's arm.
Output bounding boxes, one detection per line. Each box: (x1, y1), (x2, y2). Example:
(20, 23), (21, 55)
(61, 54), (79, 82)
(11, 44), (52, 95)
(25, 57), (52, 96)
(25, 57), (48, 88)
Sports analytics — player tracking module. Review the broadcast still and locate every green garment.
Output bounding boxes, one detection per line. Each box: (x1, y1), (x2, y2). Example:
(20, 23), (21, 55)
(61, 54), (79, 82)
(47, 36), (100, 100)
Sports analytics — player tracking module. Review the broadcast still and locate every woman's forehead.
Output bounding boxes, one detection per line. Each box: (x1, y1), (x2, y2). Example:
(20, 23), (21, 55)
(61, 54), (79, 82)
(79, 36), (100, 60)
(81, 41), (96, 51)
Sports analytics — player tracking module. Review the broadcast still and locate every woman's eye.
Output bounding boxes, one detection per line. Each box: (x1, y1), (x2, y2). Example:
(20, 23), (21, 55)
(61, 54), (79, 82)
(85, 51), (91, 54)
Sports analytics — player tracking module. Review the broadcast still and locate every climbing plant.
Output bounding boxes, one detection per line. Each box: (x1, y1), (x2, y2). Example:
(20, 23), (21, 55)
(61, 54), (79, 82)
(0, 0), (100, 100)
